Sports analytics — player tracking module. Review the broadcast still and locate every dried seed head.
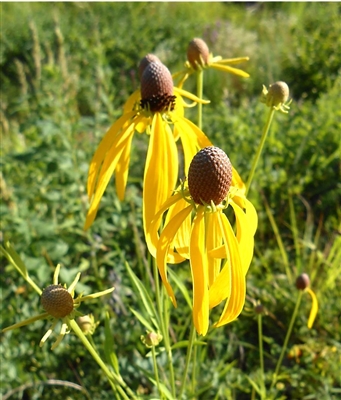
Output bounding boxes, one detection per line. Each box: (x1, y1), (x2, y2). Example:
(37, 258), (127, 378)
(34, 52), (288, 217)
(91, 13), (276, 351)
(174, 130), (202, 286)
(140, 62), (176, 112)
(138, 54), (161, 80)
(188, 146), (232, 205)
(295, 273), (310, 290)
(41, 284), (74, 318)
(268, 81), (289, 106)
(187, 38), (210, 70)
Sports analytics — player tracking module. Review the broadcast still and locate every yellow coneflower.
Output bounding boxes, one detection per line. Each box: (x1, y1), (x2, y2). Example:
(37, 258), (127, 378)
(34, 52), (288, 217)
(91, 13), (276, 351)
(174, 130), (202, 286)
(146, 146), (258, 336)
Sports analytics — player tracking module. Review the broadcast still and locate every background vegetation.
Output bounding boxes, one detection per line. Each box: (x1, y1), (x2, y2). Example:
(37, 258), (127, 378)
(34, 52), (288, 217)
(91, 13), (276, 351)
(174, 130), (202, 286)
(1, 2), (340, 399)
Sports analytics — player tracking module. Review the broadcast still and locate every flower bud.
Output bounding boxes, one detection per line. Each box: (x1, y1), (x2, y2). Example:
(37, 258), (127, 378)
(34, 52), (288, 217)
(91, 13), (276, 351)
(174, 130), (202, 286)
(267, 81), (289, 106)
(188, 146), (232, 206)
(77, 314), (98, 335)
(141, 331), (163, 348)
(187, 38), (210, 70)
(295, 273), (310, 290)
(41, 285), (74, 318)
(140, 62), (176, 112)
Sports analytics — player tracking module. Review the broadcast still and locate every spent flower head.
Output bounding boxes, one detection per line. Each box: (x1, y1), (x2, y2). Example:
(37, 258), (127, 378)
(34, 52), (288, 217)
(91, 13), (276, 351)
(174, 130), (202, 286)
(260, 81), (291, 113)
(146, 146), (258, 336)
(2, 262), (114, 350)
(85, 56), (213, 239)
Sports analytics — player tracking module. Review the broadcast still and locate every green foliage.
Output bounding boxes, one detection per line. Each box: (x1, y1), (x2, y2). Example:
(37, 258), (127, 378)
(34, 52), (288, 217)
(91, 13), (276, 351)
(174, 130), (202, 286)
(1, 2), (340, 399)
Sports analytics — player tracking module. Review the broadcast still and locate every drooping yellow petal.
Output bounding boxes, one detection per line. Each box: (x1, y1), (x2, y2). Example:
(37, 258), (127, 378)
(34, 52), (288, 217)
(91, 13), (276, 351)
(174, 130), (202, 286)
(157, 205), (192, 306)
(213, 57), (250, 65)
(230, 199), (254, 275)
(305, 288), (319, 329)
(164, 196), (192, 259)
(146, 191), (184, 259)
(175, 115), (212, 175)
(87, 111), (136, 199)
(115, 128), (134, 201)
(190, 207), (209, 336)
(232, 167), (246, 193)
(123, 90), (140, 114)
(214, 212), (245, 327)
(143, 114), (178, 240)
(244, 197), (258, 236)
(211, 63), (250, 78)
(206, 211), (223, 287)
(84, 122), (136, 230)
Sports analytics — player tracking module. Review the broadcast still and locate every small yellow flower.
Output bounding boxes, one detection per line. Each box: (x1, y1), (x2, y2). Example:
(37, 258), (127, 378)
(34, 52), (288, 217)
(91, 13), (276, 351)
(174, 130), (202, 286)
(146, 147), (258, 336)
(2, 264), (114, 350)
(173, 37), (250, 87)
(84, 58), (213, 236)
(296, 273), (318, 329)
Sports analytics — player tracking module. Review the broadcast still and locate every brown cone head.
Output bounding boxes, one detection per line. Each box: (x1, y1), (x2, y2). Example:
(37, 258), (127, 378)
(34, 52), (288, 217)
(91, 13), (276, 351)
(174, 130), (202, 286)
(187, 38), (210, 70)
(140, 62), (175, 112)
(295, 273), (310, 290)
(188, 146), (232, 205)
(138, 54), (161, 80)
(41, 284), (74, 318)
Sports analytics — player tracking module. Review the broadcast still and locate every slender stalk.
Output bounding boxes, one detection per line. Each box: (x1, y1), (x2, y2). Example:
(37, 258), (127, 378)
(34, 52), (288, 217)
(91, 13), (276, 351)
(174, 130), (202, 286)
(151, 345), (162, 399)
(196, 70), (204, 129)
(245, 108), (275, 196)
(69, 319), (135, 400)
(270, 291), (303, 389)
(257, 313), (265, 398)
(179, 322), (196, 398)
(152, 259), (176, 397)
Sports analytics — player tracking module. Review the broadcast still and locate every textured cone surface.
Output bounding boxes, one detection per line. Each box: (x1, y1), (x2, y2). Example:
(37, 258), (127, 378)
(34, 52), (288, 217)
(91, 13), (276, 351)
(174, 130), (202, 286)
(268, 81), (289, 105)
(138, 54), (161, 80)
(140, 62), (175, 112)
(296, 273), (310, 290)
(188, 146), (232, 205)
(41, 285), (74, 318)
(187, 38), (210, 69)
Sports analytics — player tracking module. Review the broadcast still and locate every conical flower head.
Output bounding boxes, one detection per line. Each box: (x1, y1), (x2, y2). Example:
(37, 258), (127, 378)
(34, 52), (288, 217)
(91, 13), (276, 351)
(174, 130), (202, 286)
(138, 54), (161, 80)
(187, 38), (210, 70)
(188, 146), (232, 205)
(41, 284), (74, 318)
(296, 273), (310, 290)
(267, 81), (289, 107)
(140, 62), (176, 112)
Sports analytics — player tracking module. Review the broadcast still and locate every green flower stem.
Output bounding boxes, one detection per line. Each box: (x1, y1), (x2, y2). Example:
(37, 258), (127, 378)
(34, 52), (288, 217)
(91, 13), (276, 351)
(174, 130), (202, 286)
(245, 108), (275, 196)
(152, 259), (176, 398)
(270, 291), (304, 389)
(257, 313), (265, 398)
(179, 321), (196, 399)
(196, 69), (204, 129)
(151, 345), (162, 399)
(69, 319), (135, 400)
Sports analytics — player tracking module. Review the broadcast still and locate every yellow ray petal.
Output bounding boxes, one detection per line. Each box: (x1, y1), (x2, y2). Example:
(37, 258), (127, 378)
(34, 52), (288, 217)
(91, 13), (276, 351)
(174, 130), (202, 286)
(87, 111), (136, 199)
(84, 122), (136, 230)
(143, 114), (178, 240)
(244, 197), (258, 236)
(230, 199), (254, 275)
(164, 196), (192, 259)
(214, 213), (245, 326)
(211, 63), (250, 78)
(306, 288), (319, 329)
(206, 212), (223, 287)
(123, 90), (140, 114)
(174, 87), (210, 104)
(232, 167), (246, 193)
(214, 57), (250, 65)
(146, 191), (184, 259)
(190, 207), (209, 336)
(157, 205), (192, 306)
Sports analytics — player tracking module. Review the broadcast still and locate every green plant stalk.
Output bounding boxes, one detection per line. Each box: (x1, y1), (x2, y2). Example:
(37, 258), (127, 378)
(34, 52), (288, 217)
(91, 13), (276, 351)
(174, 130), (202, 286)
(288, 193), (302, 274)
(151, 345), (162, 399)
(245, 108), (275, 196)
(270, 291), (304, 389)
(179, 321), (196, 398)
(69, 319), (135, 400)
(196, 69), (204, 129)
(152, 259), (176, 397)
(257, 313), (266, 398)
